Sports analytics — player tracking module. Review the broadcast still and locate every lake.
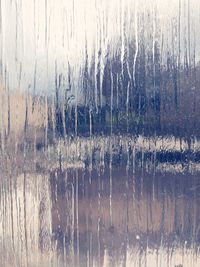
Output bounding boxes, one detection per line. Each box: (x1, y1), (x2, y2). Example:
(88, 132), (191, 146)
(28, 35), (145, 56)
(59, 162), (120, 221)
(1, 135), (200, 267)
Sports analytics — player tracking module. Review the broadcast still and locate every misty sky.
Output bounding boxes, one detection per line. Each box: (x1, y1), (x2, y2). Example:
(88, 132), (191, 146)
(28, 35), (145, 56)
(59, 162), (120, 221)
(0, 0), (200, 95)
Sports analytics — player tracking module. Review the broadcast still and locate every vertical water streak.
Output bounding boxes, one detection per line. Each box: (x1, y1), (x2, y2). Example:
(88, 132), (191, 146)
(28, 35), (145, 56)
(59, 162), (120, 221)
(109, 138), (113, 228)
(133, 0), (138, 87)
(76, 170), (79, 266)
(23, 172), (28, 267)
(110, 67), (113, 135)
(188, 0), (191, 68)
(126, 81), (130, 133)
(97, 171), (101, 267)
(120, 0), (125, 77)
(178, 0), (181, 112)
(45, 0), (47, 47)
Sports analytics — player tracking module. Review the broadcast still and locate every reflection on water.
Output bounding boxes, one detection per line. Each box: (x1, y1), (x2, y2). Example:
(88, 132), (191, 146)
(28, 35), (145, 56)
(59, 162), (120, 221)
(1, 156), (200, 267)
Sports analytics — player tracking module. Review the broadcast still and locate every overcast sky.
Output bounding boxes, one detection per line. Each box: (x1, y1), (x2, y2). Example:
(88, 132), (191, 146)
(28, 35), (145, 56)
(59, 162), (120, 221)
(0, 0), (200, 95)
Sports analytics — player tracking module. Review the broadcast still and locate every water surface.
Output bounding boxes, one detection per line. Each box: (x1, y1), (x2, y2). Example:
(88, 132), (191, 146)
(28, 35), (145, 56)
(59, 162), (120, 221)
(1, 145), (200, 267)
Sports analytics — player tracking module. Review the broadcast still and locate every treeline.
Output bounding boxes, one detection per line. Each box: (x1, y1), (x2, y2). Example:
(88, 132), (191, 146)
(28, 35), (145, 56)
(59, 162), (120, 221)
(1, 50), (200, 150)
(1, 35), (200, 144)
(49, 4), (199, 138)
(52, 38), (200, 137)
